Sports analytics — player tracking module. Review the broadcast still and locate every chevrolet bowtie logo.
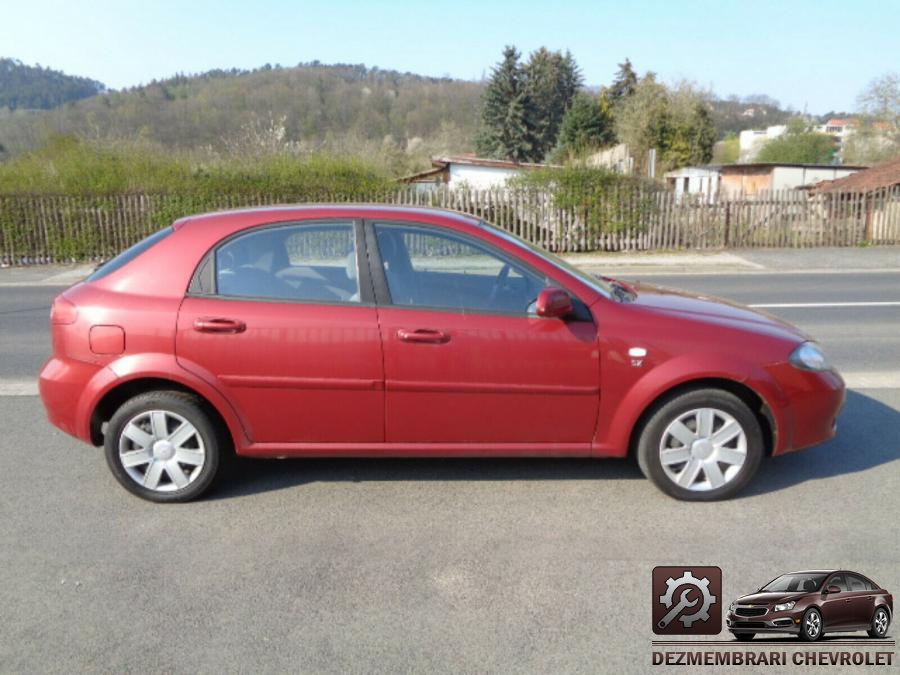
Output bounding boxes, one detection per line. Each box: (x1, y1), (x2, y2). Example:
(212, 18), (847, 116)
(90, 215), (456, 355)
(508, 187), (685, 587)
(748, 604), (754, 608)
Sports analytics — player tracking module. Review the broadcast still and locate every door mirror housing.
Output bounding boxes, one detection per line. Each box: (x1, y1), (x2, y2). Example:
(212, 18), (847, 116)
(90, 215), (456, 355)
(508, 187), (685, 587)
(535, 287), (573, 319)
(825, 585), (841, 594)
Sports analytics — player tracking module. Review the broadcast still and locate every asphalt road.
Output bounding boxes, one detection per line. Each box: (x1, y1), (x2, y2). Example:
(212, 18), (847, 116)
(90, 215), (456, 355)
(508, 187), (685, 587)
(1, 267), (898, 673)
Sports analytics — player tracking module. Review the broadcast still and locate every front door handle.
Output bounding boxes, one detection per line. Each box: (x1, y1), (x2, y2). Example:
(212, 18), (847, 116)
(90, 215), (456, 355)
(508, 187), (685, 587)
(397, 328), (450, 344)
(194, 317), (246, 334)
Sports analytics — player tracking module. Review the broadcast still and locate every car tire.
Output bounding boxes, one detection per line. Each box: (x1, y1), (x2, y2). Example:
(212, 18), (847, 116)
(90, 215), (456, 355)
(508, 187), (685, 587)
(799, 608), (823, 642)
(868, 607), (891, 638)
(636, 388), (764, 501)
(734, 633), (755, 642)
(104, 390), (227, 503)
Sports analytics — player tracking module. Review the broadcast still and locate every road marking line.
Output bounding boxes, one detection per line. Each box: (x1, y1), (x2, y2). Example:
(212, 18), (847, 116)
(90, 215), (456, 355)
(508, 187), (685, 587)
(749, 301), (900, 309)
(841, 372), (900, 389)
(618, 268), (900, 277)
(0, 379), (39, 396)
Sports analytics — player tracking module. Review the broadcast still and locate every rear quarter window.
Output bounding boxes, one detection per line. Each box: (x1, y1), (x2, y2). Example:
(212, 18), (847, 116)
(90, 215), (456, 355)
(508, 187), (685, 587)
(87, 227), (173, 282)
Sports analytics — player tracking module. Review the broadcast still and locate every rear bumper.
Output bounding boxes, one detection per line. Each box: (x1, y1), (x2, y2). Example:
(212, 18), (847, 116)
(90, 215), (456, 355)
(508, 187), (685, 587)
(38, 357), (105, 443)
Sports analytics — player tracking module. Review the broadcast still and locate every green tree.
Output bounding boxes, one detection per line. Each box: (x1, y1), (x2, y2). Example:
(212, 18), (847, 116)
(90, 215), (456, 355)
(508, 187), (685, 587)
(665, 85), (716, 167)
(557, 91), (615, 155)
(612, 74), (671, 170)
(713, 133), (740, 164)
(475, 46), (537, 162)
(523, 48), (582, 158)
(757, 121), (835, 164)
(613, 77), (716, 171)
(608, 58), (638, 105)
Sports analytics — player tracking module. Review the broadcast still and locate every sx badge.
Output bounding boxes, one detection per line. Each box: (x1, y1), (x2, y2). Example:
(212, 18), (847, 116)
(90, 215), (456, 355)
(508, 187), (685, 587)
(652, 566), (722, 635)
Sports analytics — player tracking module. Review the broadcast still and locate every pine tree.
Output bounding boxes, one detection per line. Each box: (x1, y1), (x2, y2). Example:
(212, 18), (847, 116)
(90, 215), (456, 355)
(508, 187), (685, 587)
(557, 91), (616, 155)
(523, 48), (583, 159)
(608, 58), (638, 105)
(476, 46), (538, 162)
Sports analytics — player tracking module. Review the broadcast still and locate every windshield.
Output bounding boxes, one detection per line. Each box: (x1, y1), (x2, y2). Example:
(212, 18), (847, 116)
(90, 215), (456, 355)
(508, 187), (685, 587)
(479, 221), (613, 298)
(760, 573), (828, 593)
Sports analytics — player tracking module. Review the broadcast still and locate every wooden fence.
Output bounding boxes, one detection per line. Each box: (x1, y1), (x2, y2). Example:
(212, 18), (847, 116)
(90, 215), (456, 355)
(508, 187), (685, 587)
(1, 186), (899, 264)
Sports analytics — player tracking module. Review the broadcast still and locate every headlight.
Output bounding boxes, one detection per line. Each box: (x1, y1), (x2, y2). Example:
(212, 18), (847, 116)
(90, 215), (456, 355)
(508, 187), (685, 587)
(730, 601), (736, 611)
(774, 601), (796, 612)
(789, 342), (830, 371)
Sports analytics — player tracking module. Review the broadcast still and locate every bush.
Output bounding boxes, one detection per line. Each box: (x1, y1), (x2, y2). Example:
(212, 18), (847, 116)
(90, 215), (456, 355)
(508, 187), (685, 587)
(0, 135), (396, 196)
(511, 165), (659, 233)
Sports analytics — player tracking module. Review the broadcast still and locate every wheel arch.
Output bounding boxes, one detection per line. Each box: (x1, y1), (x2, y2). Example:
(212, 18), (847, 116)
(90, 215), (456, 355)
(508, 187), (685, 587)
(90, 376), (241, 450)
(626, 377), (777, 459)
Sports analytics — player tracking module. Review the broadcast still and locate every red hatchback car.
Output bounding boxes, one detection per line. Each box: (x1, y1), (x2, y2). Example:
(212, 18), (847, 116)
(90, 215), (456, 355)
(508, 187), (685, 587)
(39, 206), (845, 502)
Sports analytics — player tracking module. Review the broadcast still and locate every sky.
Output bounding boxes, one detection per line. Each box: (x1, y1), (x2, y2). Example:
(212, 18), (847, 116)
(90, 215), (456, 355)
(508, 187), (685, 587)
(2, 0), (897, 114)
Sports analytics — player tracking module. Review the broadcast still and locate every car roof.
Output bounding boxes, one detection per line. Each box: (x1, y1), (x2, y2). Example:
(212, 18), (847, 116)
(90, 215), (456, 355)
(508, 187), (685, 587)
(783, 570), (838, 575)
(173, 204), (483, 230)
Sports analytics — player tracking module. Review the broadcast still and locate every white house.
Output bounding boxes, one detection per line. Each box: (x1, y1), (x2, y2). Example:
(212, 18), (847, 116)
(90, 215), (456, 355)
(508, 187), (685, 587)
(738, 125), (787, 162)
(739, 119), (863, 162)
(402, 155), (546, 190)
(664, 166), (721, 202)
(666, 163), (867, 200)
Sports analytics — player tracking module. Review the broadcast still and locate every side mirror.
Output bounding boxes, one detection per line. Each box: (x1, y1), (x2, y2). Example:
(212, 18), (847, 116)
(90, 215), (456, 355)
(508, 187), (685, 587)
(825, 585), (841, 594)
(536, 287), (573, 319)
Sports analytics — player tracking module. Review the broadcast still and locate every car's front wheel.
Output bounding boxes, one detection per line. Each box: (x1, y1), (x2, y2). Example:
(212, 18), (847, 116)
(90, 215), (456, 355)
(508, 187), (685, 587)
(733, 633), (755, 642)
(799, 608), (823, 641)
(868, 607), (891, 638)
(104, 390), (226, 503)
(636, 388), (764, 501)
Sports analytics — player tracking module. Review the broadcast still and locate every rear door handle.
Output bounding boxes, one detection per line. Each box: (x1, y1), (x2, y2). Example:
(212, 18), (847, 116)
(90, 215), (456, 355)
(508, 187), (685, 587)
(193, 317), (246, 334)
(397, 328), (450, 344)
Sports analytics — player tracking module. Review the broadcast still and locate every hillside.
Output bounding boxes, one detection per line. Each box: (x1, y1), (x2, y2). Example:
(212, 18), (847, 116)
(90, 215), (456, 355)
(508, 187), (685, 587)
(0, 58), (104, 110)
(0, 62), (484, 158)
(0, 59), (806, 165)
(708, 95), (795, 137)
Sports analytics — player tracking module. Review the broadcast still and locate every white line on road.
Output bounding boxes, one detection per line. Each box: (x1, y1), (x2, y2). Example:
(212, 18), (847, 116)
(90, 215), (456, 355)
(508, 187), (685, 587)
(749, 301), (900, 308)
(840, 372), (900, 389)
(0, 380), (39, 396)
(2, 372), (898, 397)
(616, 268), (900, 277)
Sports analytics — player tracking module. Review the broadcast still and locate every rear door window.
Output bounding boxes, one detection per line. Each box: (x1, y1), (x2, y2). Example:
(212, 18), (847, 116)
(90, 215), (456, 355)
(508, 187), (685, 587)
(845, 574), (871, 592)
(215, 222), (361, 303)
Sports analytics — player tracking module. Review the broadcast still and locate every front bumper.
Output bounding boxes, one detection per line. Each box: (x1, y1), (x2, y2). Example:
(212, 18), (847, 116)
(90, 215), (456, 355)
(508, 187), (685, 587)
(726, 610), (801, 634)
(767, 365), (845, 455)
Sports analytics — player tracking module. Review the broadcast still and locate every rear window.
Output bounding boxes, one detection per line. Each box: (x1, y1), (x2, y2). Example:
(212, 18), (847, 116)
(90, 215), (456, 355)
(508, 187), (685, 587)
(87, 227), (173, 282)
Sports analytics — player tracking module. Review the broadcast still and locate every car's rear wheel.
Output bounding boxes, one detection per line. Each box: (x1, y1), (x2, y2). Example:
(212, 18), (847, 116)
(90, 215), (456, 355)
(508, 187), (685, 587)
(104, 391), (225, 503)
(636, 388), (764, 501)
(868, 607), (890, 638)
(799, 608), (823, 641)
(733, 633), (755, 641)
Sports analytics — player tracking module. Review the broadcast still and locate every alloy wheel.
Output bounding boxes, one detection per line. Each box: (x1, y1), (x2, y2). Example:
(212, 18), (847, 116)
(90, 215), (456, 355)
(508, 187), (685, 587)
(658, 407), (748, 492)
(806, 612), (821, 638)
(874, 609), (888, 636)
(117, 409), (206, 492)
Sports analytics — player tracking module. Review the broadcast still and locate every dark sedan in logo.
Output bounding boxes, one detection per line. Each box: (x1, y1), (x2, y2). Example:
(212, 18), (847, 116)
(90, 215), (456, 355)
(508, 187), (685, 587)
(726, 570), (893, 642)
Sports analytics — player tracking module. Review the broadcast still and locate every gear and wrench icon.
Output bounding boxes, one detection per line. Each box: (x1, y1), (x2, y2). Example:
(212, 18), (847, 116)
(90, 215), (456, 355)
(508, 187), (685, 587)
(659, 570), (717, 628)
